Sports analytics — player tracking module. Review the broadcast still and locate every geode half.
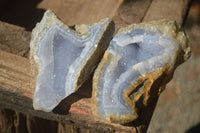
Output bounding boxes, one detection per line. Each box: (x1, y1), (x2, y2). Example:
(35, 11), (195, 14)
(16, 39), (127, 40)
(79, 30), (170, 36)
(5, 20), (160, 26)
(91, 20), (191, 124)
(30, 10), (114, 112)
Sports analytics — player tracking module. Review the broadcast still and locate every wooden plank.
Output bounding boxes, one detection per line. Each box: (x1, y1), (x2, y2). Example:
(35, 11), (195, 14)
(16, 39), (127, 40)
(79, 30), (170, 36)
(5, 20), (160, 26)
(0, 50), (31, 95)
(0, 50), (136, 132)
(0, 108), (58, 133)
(143, 0), (191, 24)
(113, 0), (153, 31)
(38, 0), (123, 26)
(0, 109), (19, 133)
(0, 21), (30, 57)
(26, 115), (58, 133)
(0, 89), (136, 132)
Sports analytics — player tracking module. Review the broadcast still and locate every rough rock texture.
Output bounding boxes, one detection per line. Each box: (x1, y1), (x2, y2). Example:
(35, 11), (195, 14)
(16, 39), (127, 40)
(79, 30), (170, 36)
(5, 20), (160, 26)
(30, 10), (114, 112)
(92, 20), (191, 124)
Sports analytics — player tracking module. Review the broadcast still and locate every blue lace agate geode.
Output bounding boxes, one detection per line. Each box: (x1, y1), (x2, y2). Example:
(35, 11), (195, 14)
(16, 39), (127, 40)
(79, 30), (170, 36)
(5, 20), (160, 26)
(91, 20), (191, 124)
(30, 10), (114, 112)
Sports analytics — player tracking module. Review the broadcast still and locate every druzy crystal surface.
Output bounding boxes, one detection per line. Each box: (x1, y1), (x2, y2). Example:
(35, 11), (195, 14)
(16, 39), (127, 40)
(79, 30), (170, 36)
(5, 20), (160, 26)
(92, 20), (191, 124)
(30, 10), (114, 112)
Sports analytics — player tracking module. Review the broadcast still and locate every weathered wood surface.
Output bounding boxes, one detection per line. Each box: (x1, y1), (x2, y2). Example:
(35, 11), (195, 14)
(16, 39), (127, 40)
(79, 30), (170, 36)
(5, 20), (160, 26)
(143, 0), (191, 25)
(38, 0), (123, 26)
(0, 0), (191, 132)
(0, 50), (31, 95)
(0, 108), (58, 133)
(0, 109), (27, 133)
(112, 0), (153, 31)
(0, 20), (30, 57)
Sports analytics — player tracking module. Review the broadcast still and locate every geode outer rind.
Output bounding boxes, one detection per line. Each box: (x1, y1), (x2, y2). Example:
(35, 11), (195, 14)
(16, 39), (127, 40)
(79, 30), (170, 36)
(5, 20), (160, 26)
(91, 20), (191, 124)
(30, 10), (114, 112)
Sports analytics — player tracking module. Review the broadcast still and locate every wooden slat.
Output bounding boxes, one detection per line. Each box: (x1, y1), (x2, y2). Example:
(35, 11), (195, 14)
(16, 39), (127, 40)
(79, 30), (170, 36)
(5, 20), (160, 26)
(143, 0), (191, 24)
(113, 0), (153, 31)
(38, 0), (123, 26)
(0, 50), (31, 95)
(0, 21), (30, 57)
(0, 108), (58, 133)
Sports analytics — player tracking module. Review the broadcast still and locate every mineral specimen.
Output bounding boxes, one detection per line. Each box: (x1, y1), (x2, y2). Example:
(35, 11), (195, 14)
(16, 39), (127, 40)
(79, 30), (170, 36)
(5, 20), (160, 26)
(92, 20), (191, 124)
(30, 10), (114, 112)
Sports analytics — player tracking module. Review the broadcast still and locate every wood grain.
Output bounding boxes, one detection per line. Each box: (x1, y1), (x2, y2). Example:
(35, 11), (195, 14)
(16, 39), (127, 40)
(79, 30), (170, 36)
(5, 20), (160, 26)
(0, 50), (31, 95)
(38, 0), (123, 26)
(143, 0), (191, 24)
(113, 0), (153, 31)
(0, 21), (30, 57)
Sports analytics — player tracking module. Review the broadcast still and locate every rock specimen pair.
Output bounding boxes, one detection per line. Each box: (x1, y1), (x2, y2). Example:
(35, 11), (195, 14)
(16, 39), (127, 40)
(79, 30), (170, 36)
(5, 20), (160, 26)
(30, 10), (191, 124)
